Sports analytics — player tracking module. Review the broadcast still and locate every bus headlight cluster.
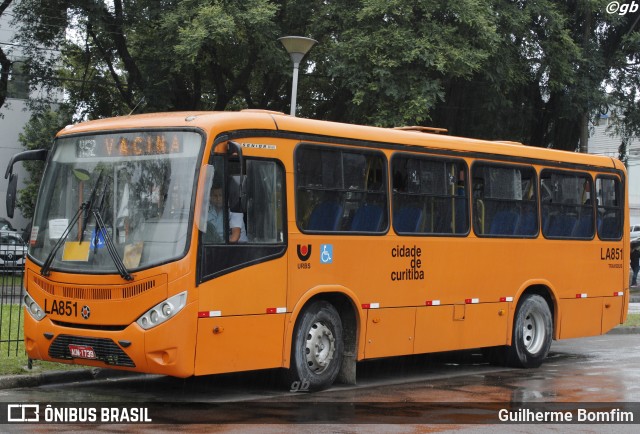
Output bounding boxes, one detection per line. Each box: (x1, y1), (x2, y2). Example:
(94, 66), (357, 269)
(136, 291), (187, 330)
(24, 292), (46, 321)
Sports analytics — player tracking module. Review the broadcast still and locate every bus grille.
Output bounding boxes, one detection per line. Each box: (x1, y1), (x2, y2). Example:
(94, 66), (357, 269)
(48, 335), (136, 368)
(32, 275), (159, 300)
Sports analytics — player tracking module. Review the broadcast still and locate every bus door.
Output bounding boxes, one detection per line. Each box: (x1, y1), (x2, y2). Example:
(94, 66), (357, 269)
(194, 142), (288, 374)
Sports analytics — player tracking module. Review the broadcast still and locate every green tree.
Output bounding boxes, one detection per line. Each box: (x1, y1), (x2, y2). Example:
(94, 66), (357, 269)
(13, 0), (291, 118)
(12, 0), (640, 147)
(433, 0), (640, 151)
(304, 0), (499, 125)
(16, 106), (74, 218)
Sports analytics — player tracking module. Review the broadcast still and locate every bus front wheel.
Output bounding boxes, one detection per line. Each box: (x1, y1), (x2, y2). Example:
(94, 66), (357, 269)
(507, 294), (553, 368)
(287, 301), (344, 391)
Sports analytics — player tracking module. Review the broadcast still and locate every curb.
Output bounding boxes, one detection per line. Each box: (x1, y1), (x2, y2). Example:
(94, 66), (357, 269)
(607, 326), (640, 335)
(0, 368), (140, 390)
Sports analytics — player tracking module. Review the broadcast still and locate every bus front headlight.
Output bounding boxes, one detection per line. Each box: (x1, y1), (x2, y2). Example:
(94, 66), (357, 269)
(24, 292), (46, 321)
(136, 291), (187, 330)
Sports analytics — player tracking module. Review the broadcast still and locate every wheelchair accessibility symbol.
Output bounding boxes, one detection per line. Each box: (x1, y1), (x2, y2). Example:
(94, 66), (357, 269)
(320, 244), (333, 264)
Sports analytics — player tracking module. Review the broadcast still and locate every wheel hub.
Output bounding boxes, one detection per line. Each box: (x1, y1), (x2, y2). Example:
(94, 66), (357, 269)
(522, 310), (545, 354)
(305, 321), (336, 374)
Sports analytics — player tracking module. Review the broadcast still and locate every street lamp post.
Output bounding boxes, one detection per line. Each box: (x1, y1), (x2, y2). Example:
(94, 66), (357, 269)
(278, 36), (317, 116)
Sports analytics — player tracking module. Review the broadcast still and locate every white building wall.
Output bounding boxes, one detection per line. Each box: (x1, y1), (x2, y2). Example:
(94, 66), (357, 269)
(0, 98), (31, 231)
(1, 5), (31, 232)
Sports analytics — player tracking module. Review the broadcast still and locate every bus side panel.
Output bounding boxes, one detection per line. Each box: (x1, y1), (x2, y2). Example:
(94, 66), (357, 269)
(364, 307), (416, 358)
(414, 302), (509, 354)
(194, 315), (285, 375)
(558, 298), (602, 339)
(601, 296), (625, 334)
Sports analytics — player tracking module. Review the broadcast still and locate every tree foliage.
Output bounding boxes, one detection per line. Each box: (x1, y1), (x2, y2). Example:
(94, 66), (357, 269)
(16, 106), (73, 218)
(14, 0), (640, 138)
(10, 0), (640, 215)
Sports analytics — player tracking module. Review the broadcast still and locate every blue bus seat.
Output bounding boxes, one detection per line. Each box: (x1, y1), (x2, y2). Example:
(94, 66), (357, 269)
(394, 207), (423, 233)
(514, 210), (536, 236)
(350, 204), (384, 232)
(307, 201), (343, 231)
(572, 213), (594, 238)
(488, 210), (519, 235)
(545, 214), (577, 237)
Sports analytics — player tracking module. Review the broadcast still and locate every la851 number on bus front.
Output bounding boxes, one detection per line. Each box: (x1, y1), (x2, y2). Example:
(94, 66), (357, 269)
(44, 299), (78, 317)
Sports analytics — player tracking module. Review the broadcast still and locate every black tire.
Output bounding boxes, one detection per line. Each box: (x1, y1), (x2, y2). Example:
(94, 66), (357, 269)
(506, 294), (553, 368)
(287, 301), (343, 391)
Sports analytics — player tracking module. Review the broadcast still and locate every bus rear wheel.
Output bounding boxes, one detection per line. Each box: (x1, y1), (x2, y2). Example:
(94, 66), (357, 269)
(287, 301), (343, 391)
(507, 294), (553, 368)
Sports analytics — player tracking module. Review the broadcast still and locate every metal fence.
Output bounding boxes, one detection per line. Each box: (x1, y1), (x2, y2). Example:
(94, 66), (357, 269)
(0, 231), (26, 358)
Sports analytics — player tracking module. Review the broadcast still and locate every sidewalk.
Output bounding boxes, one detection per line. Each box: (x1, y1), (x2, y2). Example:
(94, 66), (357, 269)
(0, 367), (145, 390)
(625, 284), (639, 304)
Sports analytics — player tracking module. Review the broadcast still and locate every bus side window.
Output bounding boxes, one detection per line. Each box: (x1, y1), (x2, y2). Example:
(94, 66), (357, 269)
(392, 155), (468, 235)
(199, 155), (286, 281)
(596, 176), (622, 240)
(295, 145), (388, 233)
(472, 163), (537, 237)
(541, 171), (593, 239)
(245, 159), (285, 243)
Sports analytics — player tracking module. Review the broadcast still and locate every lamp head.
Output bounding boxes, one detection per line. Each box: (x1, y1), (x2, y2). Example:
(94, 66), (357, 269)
(278, 36), (317, 64)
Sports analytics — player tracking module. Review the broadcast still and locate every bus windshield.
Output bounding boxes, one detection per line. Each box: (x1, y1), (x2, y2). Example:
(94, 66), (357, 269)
(29, 130), (203, 275)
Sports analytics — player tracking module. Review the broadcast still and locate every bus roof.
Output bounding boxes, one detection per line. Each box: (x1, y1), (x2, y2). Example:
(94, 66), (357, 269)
(59, 110), (623, 171)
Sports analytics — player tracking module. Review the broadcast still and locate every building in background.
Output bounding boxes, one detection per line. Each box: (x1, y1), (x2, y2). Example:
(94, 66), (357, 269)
(1, 4), (31, 232)
(589, 112), (640, 225)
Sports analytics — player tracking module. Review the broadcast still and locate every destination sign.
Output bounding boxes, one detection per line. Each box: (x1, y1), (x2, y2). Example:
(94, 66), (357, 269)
(76, 133), (183, 158)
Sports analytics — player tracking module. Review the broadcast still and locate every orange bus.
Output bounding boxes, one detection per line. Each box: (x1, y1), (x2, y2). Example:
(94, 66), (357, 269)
(5, 110), (629, 390)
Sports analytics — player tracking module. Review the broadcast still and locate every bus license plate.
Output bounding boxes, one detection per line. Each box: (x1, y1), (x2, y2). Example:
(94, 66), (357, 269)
(68, 344), (96, 360)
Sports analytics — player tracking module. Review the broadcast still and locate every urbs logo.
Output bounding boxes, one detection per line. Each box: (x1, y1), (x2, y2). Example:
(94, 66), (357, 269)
(297, 244), (312, 261)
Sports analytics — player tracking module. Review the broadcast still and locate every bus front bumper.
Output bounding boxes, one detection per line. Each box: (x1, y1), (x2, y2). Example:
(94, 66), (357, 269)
(23, 301), (198, 378)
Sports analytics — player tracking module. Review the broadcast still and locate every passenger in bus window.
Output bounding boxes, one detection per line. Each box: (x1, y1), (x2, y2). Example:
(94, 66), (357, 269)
(583, 179), (595, 205)
(207, 185), (247, 243)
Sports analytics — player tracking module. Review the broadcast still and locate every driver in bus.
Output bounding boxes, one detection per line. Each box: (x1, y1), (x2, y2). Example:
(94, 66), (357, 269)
(207, 185), (247, 243)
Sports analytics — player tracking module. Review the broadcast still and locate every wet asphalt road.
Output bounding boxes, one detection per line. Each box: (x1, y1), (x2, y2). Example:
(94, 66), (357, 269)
(1, 333), (640, 432)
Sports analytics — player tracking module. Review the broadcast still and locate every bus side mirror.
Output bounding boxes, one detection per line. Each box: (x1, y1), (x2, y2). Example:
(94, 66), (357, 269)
(4, 148), (49, 219)
(6, 173), (17, 219)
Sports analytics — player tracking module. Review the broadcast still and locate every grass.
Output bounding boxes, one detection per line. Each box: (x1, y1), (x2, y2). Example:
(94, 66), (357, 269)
(623, 313), (640, 327)
(0, 304), (88, 376)
(0, 273), (23, 287)
(1, 303), (27, 375)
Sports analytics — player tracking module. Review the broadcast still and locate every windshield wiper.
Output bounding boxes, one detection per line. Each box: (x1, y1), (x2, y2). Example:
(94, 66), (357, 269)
(91, 205), (133, 281)
(79, 171), (103, 244)
(41, 172), (105, 276)
(40, 174), (133, 281)
(85, 179), (133, 280)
